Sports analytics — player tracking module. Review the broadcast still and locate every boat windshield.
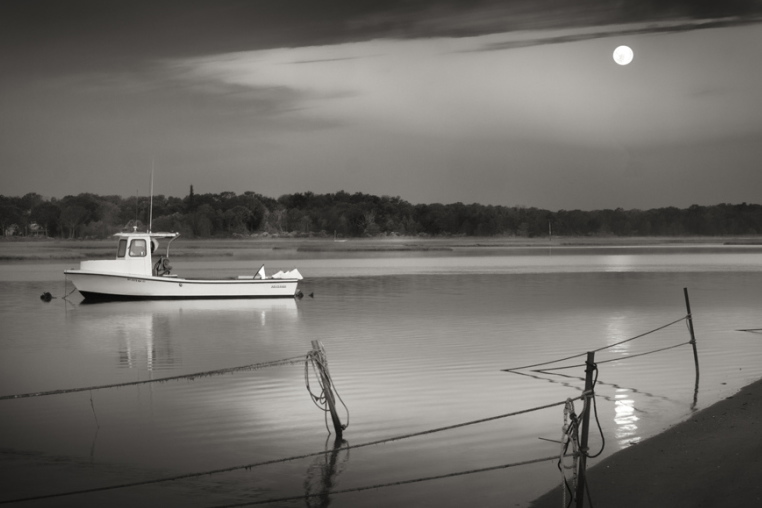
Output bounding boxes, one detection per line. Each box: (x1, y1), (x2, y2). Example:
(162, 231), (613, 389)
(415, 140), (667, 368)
(129, 239), (147, 257)
(117, 239), (127, 258)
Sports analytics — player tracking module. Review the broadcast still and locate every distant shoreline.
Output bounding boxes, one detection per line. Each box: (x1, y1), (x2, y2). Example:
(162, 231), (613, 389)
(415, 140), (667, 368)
(1, 235), (760, 262)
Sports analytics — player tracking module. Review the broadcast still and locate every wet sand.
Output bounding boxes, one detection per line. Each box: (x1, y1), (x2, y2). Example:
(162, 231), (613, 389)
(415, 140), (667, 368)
(531, 377), (762, 508)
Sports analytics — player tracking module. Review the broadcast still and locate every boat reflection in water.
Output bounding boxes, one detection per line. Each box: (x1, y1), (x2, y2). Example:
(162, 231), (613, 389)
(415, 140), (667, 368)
(65, 298), (301, 371)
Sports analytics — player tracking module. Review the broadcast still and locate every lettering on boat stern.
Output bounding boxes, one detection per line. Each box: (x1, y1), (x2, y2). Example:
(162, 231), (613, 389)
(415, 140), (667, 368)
(127, 278), (145, 283)
(271, 285), (287, 289)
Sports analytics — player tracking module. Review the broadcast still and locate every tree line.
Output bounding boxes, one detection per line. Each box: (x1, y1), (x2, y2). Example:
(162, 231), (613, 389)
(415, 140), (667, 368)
(1, 189), (761, 239)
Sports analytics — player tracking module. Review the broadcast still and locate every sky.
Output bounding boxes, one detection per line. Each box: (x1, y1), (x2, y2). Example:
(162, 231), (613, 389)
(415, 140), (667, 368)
(2, 1), (762, 210)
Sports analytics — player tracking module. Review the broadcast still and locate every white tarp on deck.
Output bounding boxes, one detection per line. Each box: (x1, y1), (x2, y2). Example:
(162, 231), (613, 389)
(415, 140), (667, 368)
(271, 269), (303, 280)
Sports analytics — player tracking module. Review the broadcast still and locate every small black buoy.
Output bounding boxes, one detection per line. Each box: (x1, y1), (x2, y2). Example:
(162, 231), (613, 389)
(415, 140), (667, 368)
(295, 290), (304, 299)
(40, 292), (53, 302)
(309, 292), (314, 298)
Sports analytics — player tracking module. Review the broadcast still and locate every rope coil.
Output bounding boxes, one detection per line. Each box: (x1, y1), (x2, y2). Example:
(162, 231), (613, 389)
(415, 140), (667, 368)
(304, 346), (350, 432)
(559, 398), (580, 508)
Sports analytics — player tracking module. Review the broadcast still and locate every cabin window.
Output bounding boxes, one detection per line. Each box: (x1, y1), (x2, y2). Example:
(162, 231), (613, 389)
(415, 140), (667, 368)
(129, 239), (147, 257)
(117, 239), (127, 258)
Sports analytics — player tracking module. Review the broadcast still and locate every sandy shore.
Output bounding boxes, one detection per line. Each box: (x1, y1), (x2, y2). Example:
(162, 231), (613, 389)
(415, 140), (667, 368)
(530, 376), (762, 508)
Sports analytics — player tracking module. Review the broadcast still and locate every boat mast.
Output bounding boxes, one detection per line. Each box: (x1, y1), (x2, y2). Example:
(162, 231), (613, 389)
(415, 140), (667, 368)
(149, 159), (154, 233)
(134, 189), (139, 232)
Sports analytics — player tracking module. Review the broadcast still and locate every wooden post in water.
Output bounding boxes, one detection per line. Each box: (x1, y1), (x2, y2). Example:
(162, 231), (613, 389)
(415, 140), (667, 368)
(576, 351), (595, 508)
(311, 340), (344, 439)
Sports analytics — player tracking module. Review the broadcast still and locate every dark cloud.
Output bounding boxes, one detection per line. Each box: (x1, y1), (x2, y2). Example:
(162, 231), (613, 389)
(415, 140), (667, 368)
(474, 16), (762, 52)
(3, 0), (762, 207)
(3, 0), (762, 75)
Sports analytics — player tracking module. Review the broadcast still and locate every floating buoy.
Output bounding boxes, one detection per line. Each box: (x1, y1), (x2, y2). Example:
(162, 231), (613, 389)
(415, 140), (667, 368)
(40, 292), (53, 302)
(295, 290), (304, 299)
(309, 292), (314, 298)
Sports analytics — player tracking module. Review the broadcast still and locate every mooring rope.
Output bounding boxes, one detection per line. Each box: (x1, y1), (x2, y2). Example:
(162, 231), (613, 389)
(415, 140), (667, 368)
(557, 364), (605, 508)
(585, 365), (605, 460)
(534, 341), (693, 372)
(39, 287), (78, 302)
(558, 398), (580, 508)
(304, 349), (350, 432)
(0, 355), (307, 401)
(206, 455), (560, 508)
(0, 397), (578, 504)
(304, 352), (328, 412)
(502, 315), (688, 372)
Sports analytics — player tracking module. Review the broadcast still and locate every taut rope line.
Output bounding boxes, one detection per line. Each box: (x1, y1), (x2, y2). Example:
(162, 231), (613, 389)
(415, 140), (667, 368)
(535, 341), (693, 372)
(502, 315), (687, 372)
(208, 456), (560, 508)
(0, 355), (307, 401)
(0, 398), (578, 504)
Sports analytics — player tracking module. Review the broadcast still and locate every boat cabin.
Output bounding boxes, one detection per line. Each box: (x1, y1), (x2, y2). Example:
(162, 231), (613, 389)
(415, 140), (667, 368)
(78, 232), (179, 277)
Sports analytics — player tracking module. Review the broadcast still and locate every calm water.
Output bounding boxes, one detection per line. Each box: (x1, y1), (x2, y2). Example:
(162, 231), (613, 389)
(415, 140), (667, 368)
(1, 245), (762, 507)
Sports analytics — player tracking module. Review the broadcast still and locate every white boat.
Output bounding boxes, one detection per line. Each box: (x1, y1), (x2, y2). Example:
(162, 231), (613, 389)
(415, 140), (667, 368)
(64, 231), (303, 301)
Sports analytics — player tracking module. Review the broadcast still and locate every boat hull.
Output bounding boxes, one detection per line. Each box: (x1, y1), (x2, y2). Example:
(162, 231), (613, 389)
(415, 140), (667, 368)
(64, 271), (300, 300)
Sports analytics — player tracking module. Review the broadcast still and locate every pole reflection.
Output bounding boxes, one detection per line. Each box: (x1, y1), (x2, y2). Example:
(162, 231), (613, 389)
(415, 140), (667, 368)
(303, 437), (348, 508)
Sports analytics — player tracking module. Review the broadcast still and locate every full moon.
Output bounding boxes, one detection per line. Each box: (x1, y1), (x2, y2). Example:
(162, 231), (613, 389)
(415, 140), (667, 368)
(613, 45), (634, 65)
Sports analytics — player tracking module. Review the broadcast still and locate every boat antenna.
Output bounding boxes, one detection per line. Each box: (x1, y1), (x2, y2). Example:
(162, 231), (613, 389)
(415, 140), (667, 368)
(149, 159), (154, 233)
(134, 189), (139, 232)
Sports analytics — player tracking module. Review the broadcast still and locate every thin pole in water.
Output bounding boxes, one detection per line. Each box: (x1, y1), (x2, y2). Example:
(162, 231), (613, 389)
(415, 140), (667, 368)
(575, 351), (595, 508)
(684, 288), (700, 408)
